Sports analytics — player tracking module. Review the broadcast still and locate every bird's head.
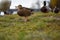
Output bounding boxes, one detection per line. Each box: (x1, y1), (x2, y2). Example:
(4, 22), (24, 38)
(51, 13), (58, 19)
(17, 5), (23, 9)
(15, 5), (23, 10)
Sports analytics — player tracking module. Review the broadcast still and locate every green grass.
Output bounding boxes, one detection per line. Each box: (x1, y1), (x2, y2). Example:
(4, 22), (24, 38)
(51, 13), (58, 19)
(0, 12), (60, 40)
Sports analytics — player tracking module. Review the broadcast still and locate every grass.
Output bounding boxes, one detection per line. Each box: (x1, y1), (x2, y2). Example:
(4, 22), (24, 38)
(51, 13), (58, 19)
(0, 12), (60, 40)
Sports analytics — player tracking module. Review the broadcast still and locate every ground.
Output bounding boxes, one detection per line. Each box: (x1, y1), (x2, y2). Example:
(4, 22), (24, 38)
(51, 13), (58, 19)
(0, 12), (60, 40)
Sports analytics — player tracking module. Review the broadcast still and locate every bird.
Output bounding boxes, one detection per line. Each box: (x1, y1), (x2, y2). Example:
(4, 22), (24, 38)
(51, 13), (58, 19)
(16, 5), (33, 22)
(40, 6), (49, 13)
(40, 1), (49, 13)
(53, 6), (59, 13)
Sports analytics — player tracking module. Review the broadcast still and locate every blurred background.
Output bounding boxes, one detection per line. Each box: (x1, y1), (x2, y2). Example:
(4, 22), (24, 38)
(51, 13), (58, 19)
(10, 0), (50, 9)
(0, 0), (60, 15)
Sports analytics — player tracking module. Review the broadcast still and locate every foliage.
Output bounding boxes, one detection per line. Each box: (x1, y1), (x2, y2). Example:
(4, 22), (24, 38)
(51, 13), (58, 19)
(0, 12), (60, 40)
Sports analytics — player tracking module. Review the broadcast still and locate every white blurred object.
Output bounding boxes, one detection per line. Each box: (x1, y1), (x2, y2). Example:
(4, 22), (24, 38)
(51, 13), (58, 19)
(0, 12), (4, 16)
(13, 11), (17, 14)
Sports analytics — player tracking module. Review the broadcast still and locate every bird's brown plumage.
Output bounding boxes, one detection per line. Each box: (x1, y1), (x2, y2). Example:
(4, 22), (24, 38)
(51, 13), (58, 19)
(41, 6), (49, 13)
(17, 5), (32, 17)
(17, 8), (32, 17)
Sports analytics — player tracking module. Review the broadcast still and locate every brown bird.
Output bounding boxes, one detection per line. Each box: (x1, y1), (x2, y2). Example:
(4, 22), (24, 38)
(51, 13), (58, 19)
(16, 5), (33, 22)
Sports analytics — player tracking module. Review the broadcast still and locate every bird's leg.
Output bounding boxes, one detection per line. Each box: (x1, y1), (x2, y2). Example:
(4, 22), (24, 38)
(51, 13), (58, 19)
(24, 16), (28, 22)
